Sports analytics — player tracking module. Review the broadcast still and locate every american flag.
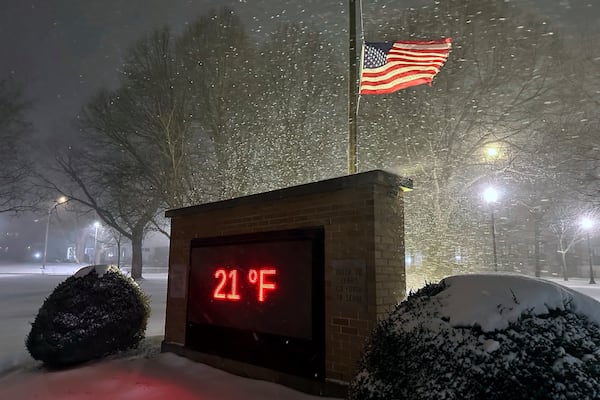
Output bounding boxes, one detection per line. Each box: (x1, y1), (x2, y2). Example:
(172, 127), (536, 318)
(359, 38), (452, 95)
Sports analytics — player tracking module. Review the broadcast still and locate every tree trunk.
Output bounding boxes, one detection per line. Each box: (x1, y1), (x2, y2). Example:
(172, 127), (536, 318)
(76, 232), (87, 264)
(116, 240), (121, 268)
(534, 217), (541, 277)
(130, 227), (144, 280)
(560, 252), (569, 281)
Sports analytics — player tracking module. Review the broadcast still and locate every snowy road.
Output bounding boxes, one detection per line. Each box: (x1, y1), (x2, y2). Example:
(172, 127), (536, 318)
(544, 277), (600, 302)
(0, 263), (167, 373)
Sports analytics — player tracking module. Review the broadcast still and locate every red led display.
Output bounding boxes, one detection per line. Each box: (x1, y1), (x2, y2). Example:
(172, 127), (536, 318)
(212, 267), (277, 302)
(188, 237), (315, 339)
(186, 228), (325, 380)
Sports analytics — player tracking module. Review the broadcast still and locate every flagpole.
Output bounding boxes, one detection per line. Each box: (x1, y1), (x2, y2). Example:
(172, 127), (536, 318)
(347, 0), (358, 174)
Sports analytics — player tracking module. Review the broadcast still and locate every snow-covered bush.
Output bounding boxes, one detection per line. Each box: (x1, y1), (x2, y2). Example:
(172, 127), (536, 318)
(26, 265), (150, 367)
(349, 274), (600, 400)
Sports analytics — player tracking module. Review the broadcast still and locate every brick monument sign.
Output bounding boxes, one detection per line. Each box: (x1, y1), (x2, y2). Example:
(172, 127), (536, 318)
(161, 169), (411, 396)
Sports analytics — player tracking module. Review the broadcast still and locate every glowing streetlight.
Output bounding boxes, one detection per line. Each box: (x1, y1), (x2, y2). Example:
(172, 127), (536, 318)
(483, 187), (499, 203)
(42, 196), (68, 270)
(483, 187), (499, 272)
(580, 217), (596, 284)
(485, 146), (498, 158)
(483, 143), (502, 162)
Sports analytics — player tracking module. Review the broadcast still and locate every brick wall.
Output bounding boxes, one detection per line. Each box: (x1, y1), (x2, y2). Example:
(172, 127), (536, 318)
(163, 170), (410, 389)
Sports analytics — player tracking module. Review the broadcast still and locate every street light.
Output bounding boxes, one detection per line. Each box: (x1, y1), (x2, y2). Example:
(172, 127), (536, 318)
(483, 187), (499, 272)
(484, 144), (499, 160)
(580, 217), (596, 284)
(42, 196), (68, 270)
(93, 221), (100, 264)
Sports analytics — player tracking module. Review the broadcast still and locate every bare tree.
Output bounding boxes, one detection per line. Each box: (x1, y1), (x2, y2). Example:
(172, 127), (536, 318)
(39, 10), (256, 277)
(92, 28), (199, 209)
(42, 140), (162, 279)
(547, 205), (597, 281)
(249, 23), (347, 189)
(537, 27), (600, 205)
(37, 29), (184, 278)
(175, 8), (258, 200)
(0, 78), (35, 213)
(359, 0), (573, 280)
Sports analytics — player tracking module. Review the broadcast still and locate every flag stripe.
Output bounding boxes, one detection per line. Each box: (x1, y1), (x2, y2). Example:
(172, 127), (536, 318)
(390, 43), (452, 51)
(360, 38), (452, 95)
(361, 72), (437, 91)
(363, 61), (444, 76)
(360, 76), (435, 95)
(362, 66), (441, 84)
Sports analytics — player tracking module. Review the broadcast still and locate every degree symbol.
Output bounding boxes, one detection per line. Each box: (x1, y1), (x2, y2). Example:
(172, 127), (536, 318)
(248, 269), (258, 284)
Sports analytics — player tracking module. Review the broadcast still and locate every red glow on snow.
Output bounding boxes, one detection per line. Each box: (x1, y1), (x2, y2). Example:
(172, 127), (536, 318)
(0, 361), (204, 400)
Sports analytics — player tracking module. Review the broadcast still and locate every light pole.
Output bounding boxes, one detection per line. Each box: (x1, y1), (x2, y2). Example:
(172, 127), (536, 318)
(42, 196), (68, 270)
(483, 187), (499, 272)
(93, 221), (100, 264)
(580, 217), (596, 284)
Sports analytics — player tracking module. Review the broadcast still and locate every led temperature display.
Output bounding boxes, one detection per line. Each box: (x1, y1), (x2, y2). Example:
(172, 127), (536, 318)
(186, 228), (325, 380)
(187, 234), (316, 340)
(212, 267), (277, 302)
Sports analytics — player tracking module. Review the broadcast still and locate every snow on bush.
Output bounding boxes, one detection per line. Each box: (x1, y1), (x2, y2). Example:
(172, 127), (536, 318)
(349, 274), (600, 400)
(26, 265), (150, 367)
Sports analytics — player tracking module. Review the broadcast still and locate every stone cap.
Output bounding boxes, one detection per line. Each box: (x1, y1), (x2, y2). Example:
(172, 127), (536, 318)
(165, 169), (412, 218)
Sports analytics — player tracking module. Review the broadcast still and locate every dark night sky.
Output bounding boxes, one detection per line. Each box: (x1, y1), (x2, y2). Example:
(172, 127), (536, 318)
(0, 0), (597, 242)
(0, 0), (347, 238)
(1, 1), (177, 135)
(1, 0), (596, 142)
(0, 0), (349, 140)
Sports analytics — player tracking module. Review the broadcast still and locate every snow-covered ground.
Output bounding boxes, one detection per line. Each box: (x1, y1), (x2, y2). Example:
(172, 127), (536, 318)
(0, 263), (167, 374)
(0, 263), (335, 399)
(1, 264), (599, 399)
